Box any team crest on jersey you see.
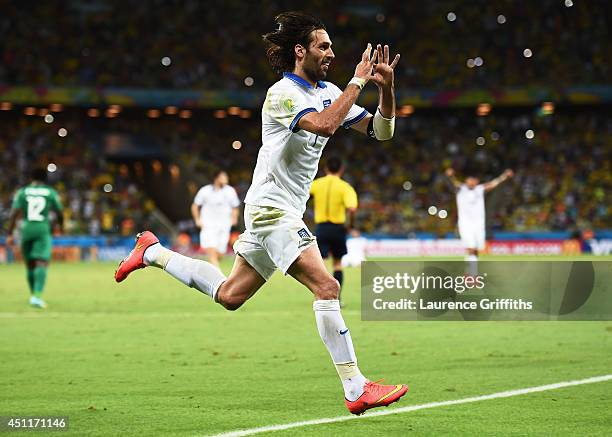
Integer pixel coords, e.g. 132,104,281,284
297,228,310,239
323,99,331,108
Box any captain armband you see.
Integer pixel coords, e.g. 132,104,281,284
371,108,395,141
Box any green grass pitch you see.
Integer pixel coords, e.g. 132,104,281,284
1,257,611,436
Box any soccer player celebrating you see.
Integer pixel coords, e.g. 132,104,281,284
446,168,514,274
6,168,63,308
116,11,407,414
191,170,240,267
310,157,358,306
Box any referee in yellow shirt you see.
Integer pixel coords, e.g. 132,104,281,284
309,157,358,305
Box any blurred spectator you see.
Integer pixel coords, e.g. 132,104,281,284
0,0,608,90
3,107,609,236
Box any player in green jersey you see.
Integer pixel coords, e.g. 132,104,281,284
7,168,64,308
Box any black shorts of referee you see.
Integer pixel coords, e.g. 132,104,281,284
315,222,348,259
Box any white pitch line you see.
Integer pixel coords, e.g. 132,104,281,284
207,374,612,437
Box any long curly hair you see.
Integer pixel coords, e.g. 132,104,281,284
262,11,326,75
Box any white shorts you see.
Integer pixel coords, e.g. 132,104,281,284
233,204,317,280
458,223,485,250
200,224,231,253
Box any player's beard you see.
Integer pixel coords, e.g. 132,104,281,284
303,55,330,83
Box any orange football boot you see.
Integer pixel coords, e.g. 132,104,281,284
114,231,159,282
345,380,408,415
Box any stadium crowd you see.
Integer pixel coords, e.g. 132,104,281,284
0,0,608,90
0,117,159,236
2,107,608,237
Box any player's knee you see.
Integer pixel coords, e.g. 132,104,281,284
315,277,340,301
216,287,245,311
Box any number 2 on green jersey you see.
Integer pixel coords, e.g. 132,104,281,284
26,196,46,221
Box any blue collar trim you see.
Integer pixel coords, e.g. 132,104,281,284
283,72,327,89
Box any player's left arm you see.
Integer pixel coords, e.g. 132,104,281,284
6,189,24,246
230,187,240,227
344,184,359,234
6,208,21,246
351,44,400,140
483,169,514,192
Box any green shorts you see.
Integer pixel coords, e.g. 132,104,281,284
21,228,52,262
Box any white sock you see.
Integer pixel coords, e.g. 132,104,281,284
143,243,226,299
465,254,478,276
313,299,367,401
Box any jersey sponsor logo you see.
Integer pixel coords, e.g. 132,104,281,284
297,228,310,239
323,99,331,108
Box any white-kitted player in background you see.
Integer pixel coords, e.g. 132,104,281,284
446,168,513,274
191,170,240,267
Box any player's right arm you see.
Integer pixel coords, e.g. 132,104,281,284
445,168,462,189
191,203,202,229
191,187,206,229
51,189,64,234
298,44,378,137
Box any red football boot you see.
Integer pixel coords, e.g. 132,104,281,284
114,231,159,283
345,380,409,415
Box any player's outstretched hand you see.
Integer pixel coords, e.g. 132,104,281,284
504,169,514,178
371,44,400,89
354,43,378,83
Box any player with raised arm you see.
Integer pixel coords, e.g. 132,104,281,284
6,168,64,308
191,170,240,267
446,168,514,274
115,11,407,414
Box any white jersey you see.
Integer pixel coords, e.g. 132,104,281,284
456,184,486,227
457,184,485,227
193,184,240,227
244,72,369,217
